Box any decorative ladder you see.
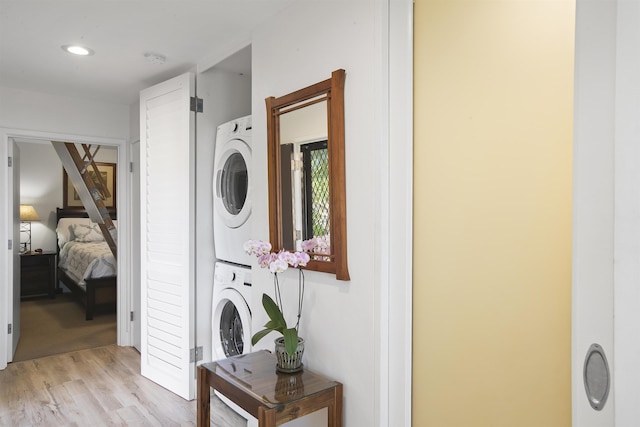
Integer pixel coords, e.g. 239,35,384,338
51,141,117,258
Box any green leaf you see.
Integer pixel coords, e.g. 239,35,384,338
251,328,273,346
283,328,299,356
264,320,285,333
262,294,287,328
252,294,297,350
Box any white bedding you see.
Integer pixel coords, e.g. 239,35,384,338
56,218,117,285
58,241,116,285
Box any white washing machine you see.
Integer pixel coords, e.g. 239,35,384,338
212,261,253,360
211,261,257,426
213,115,253,266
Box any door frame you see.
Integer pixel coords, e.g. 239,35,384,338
0,127,131,369
130,140,142,352
379,0,413,425
571,0,640,424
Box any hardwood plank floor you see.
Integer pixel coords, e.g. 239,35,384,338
0,345,247,426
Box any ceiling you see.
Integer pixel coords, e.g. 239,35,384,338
0,1,296,105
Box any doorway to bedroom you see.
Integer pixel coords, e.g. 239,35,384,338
11,140,118,362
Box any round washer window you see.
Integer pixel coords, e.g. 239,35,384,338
221,152,248,216
219,300,244,357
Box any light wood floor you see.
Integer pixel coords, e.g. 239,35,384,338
0,345,247,426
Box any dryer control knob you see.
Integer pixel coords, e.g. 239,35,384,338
215,269,236,284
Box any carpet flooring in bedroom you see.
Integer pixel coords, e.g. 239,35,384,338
12,292,116,362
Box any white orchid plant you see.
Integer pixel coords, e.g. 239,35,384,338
243,239,315,356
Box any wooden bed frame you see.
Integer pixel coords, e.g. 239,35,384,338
56,208,117,320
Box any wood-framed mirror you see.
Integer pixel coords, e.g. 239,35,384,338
266,69,349,280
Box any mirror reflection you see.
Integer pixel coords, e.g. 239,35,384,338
279,99,330,256
267,69,349,280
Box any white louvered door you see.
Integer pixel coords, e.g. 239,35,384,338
139,72,196,400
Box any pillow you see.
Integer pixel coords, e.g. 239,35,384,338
71,223,105,242
56,218,89,248
56,218,118,248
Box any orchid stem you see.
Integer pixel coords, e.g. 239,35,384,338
274,273,283,311
295,269,305,331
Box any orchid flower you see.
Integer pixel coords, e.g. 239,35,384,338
245,239,313,356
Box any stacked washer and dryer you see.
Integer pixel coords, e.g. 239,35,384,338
212,115,253,359
211,115,257,426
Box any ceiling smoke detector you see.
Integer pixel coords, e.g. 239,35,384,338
144,53,166,65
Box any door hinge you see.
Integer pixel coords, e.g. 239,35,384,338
190,97,203,113
8,156,12,167
8,324,12,334
130,311,134,321
129,162,134,173
190,346,203,363
8,240,12,250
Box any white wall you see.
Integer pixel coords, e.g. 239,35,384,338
0,87,129,139
130,100,140,143
17,143,63,253
252,2,382,425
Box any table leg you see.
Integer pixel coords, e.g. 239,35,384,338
258,406,276,427
197,366,211,427
328,383,343,427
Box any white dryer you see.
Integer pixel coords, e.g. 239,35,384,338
213,115,253,266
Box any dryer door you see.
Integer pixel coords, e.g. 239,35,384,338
214,138,252,228
212,288,252,360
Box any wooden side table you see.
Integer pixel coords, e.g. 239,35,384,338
20,252,57,299
197,350,343,427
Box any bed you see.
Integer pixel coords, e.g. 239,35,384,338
56,208,117,320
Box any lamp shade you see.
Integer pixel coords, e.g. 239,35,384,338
20,205,40,221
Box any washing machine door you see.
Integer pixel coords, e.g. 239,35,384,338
212,288,252,360
214,138,252,229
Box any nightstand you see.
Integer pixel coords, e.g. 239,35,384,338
20,252,57,299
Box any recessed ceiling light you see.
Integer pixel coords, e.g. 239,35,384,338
61,45,94,56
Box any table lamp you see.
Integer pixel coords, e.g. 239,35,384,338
20,204,40,253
